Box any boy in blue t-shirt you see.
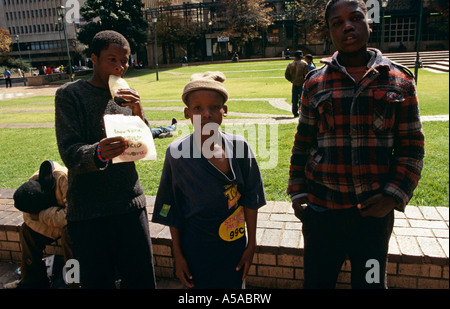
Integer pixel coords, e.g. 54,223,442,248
152,72,266,288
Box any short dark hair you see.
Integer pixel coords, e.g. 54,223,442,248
91,30,130,57
324,0,368,28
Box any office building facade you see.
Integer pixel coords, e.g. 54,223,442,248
1,0,84,68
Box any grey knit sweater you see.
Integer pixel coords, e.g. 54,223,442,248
55,79,147,221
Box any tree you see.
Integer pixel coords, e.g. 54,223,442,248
218,0,273,55
0,28,30,71
146,0,205,64
0,28,12,55
425,0,449,36
286,0,329,44
77,0,148,55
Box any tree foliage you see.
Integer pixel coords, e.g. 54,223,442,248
286,0,329,44
218,0,273,46
150,0,203,46
147,0,206,63
0,28,12,55
77,0,148,55
425,0,449,35
0,28,28,70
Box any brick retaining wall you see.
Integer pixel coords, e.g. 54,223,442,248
1,194,448,289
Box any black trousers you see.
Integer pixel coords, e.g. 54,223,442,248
67,208,156,289
5,77,12,88
301,206,394,289
19,223,73,287
291,85,303,116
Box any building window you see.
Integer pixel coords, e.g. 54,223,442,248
267,29,280,45
384,17,416,43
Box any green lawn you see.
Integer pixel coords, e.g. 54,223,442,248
0,121,447,206
1,62,447,116
0,60,448,206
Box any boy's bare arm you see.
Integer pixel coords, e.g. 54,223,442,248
236,208,258,280
169,226,194,288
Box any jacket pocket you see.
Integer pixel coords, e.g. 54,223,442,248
373,90,403,131
304,151,323,180
311,92,334,133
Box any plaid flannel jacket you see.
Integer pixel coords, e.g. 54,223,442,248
287,49,425,211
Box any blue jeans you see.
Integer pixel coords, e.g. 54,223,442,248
291,85,303,116
151,124,176,138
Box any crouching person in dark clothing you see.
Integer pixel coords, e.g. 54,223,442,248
9,161,74,289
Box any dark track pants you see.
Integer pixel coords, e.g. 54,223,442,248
301,206,394,289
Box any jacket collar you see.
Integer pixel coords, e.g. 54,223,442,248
320,48,391,73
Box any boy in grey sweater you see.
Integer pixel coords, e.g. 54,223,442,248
55,30,155,288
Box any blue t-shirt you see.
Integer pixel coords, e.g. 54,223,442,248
152,131,266,288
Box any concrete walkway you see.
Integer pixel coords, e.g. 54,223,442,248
0,93,448,128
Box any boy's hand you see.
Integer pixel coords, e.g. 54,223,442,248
358,193,398,217
117,89,145,121
292,196,308,220
98,136,128,160
236,244,256,280
174,255,194,288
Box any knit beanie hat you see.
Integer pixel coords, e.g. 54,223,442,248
182,71,229,104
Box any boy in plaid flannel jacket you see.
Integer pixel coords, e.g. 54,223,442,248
287,0,424,288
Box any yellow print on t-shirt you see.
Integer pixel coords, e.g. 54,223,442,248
219,206,245,242
224,183,241,209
